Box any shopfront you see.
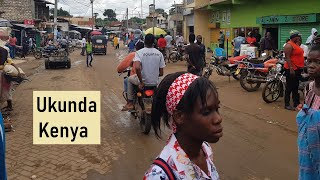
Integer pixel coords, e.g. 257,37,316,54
257,14,320,49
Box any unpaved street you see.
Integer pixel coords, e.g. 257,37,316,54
5,45,299,180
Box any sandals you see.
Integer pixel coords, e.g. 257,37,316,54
1,106,13,112
121,104,134,111
3,117,13,132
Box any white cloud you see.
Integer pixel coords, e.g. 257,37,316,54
48,0,183,20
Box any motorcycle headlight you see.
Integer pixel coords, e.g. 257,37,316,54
276,64,282,72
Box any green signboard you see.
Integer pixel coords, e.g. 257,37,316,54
257,14,319,24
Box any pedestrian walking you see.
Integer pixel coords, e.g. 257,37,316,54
218,30,225,49
165,32,173,63
8,34,17,59
296,45,320,180
283,30,305,110
260,32,276,57
81,37,86,56
0,46,21,112
185,34,205,76
114,35,119,49
143,72,222,180
86,39,93,67
157,34,167,58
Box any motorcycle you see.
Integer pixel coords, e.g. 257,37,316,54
203,55,248,80
236,53,284,92
34,46,67,59
119,69,154,135
262,63,310,103
169,44,186,63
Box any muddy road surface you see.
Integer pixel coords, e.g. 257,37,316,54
6,46,299,180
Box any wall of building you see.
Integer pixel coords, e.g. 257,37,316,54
0,0,33,21
219,0,320,28
194,10,211,47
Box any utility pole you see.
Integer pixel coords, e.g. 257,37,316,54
54,0,58,42
174,1,177,37
91,0,94,30
141,0,143,19
152,0,155,35
126,8,129,33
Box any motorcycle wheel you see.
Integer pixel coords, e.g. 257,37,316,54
34,51,42,59
262,80,282,103
140,112,151,135
45,59,50,69
240,71,261,92
169,52,179,63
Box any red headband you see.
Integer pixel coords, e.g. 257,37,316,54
166,73,199,115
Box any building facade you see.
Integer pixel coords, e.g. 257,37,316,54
184,0,320,55
0,0,51,22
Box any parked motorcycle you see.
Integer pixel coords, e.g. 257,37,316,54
120,70,154,134
236,53,284,92
203,55,248,80
262,63,310,103
34,46,67,59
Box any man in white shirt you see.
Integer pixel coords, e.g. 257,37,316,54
81,38,86,56
164,32,173,62
123,34,166,111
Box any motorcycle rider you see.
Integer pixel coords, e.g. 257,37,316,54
124,34,166,111
117,41,145,111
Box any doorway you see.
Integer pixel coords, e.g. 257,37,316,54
265,27,279,50
189,26,194,34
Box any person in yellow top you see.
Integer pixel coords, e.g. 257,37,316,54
86,38,93,67
0,46,21,112
114,35,119,49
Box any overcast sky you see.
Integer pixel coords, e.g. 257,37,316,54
47,0,183,20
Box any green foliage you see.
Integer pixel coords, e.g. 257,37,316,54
129,17,146,24
49,7,72,17
103,9,117,21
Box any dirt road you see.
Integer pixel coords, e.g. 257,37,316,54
5,46,299,180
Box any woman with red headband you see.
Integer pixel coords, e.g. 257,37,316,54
143,72,222,180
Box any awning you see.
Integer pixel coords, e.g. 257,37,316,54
34,0,54,5
13,24,35,29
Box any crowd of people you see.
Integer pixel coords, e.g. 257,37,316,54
115,28,320,179
0,26,320,179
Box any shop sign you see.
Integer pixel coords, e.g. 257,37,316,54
24,19,34,25
257,14,318,24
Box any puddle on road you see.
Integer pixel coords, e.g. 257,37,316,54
102,91,134,128
73,60,83,66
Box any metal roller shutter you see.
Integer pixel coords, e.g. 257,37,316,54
279,23,320,48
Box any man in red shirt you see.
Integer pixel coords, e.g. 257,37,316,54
8,34,17,58
157,34,167,59
246,32,257,47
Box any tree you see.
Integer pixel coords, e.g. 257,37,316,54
129,17,146,24
103,9,117,21
49,7,72,17
155,8,168,18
